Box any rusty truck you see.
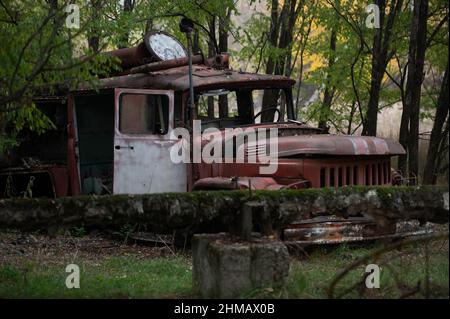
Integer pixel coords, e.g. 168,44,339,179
0,31,414,243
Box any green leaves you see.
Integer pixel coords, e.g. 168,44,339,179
0,0,118,150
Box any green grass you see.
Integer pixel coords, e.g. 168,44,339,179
269,243,449,299
0,256,193,298
0,243,448,299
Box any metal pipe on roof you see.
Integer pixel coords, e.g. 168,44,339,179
128,55,204,74
102,43,155,69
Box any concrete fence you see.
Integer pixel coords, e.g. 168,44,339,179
0,186,448,232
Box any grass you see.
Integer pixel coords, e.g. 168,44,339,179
0,240,448,299
282,243,449,299
0,256,193,298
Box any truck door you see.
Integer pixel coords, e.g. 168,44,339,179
113,88,187,194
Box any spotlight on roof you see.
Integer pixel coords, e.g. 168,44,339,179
179,17,194,33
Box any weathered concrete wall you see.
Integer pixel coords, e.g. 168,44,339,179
0,186,448,232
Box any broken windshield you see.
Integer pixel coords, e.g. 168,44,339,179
195,88,293,130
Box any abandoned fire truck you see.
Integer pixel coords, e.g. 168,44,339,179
0,31,412,243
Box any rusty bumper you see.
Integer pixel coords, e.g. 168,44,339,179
283,216,434,245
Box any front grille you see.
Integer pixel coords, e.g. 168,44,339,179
318,160,391,188
245,143,267,157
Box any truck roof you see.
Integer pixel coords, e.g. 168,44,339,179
78,64,295,92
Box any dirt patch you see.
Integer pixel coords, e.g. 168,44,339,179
0,230,183,268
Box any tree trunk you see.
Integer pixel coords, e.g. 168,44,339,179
423,63,448,184
259,0,281,123
364,65,383,136
88,0,102,52
218,9,231,118
406,0,429,180
434,121,449,182
261,0,298,122
49,0,58,26
276,0,297,76
207,16,217,118
363,0,403,136
363,0,386,136
398,91,411,175
318,27,337,130
118,0,134,49
265,0,280,76
145,17,153,34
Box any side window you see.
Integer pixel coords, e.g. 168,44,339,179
196,91,239,120
119,94,169,134
197,95,219,119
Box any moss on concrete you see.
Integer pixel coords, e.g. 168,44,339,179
0,186,448,232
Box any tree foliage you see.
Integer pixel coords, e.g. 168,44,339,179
0,0,118,151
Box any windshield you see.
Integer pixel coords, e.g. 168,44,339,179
195,88,293,130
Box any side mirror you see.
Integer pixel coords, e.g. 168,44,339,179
179,18,194,33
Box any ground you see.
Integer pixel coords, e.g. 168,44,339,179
0,228,448,299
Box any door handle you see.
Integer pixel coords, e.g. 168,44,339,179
115,145,134,150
